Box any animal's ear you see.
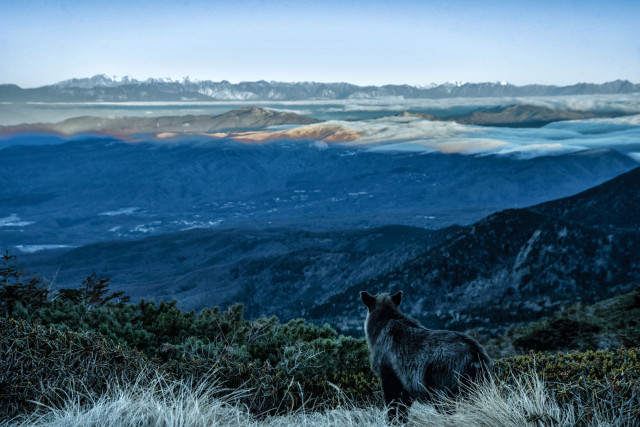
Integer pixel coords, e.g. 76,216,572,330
391,291,403,307
360,291,376,310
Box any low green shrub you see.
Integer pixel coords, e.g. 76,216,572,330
162,313,380,415
489,287,640,355
6,266,381,418
0,318,148,421
12,298,196,356
495,348,640,424
6,301,380,418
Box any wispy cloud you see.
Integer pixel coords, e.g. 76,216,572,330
5,95,640,160
317,94,640,115
297,112,640,159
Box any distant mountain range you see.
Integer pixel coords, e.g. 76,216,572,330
0,104,631,139
1,75,638,102
17,166,640,338
444,104,619,127
0,106,319,136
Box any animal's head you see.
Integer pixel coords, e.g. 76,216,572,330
360,290,403,313
360,291,403,339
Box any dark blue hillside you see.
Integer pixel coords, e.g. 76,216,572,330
313,167,640,335
15,168,640,338
1,136,636,248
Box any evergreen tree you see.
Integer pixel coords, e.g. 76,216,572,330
0,251,48,317
54,273,129,308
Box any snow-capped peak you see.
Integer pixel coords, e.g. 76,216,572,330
416,83,440,89
53,74,137,88
442,81,467,88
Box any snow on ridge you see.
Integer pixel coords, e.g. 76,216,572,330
98,207,141,216
14,245,74,253
0,214,34,227
197,87,259,100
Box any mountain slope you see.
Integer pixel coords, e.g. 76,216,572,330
452,104,605,127
19,225,440,318
530,163,640,229
398,104,628,128
310,167,640,335
15,168,640,337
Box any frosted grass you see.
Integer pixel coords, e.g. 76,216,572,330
12,371,621,427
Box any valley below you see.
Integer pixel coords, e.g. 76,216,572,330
17,167,640,337
2,92,640,339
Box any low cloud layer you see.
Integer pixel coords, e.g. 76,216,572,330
241,113,640,159
102,111,640,160
3,95,640,160
218,94,640,159
311,93,640,115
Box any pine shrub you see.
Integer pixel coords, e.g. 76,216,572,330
0,318,147,421
495,348,640,424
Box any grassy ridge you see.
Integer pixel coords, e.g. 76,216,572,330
10,372,628,426
0,320,640,426
0,310,380,420
1,256,639,424
4,317,639,425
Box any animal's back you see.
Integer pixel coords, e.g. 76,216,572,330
361,290,492,423
382,321,490,398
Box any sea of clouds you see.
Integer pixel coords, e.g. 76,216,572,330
314,94,640,114
339,113,640,159
2,94,640,160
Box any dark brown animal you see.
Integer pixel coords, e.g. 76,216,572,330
360,290,491,423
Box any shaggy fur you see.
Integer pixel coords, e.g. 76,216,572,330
360,290,491,423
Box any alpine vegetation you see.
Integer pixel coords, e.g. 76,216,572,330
360,291,491,423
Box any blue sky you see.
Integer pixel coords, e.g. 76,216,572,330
1,0,639,87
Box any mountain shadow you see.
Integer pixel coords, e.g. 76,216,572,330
310,167,640,336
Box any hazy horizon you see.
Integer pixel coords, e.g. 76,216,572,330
2,0,639,89
4,74,640,89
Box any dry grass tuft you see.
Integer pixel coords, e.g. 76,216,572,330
12,370,631,427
